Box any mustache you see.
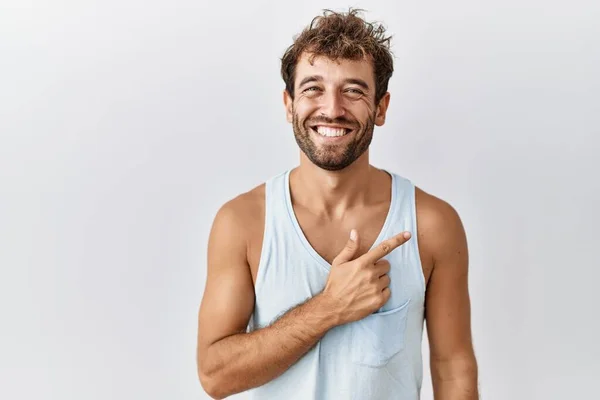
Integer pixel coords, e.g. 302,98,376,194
305,116,358,129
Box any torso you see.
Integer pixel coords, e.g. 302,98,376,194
241,176,435,290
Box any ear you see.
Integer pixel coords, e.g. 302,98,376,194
283,90,294,123
374,92,391,126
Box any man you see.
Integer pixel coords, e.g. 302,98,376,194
196,8,478,400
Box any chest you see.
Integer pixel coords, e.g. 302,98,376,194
292,204,390,265
247,203,434,288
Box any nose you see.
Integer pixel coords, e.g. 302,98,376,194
319,91,346,120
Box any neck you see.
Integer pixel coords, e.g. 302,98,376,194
290,150,386,219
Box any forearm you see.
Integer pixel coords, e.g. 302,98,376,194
199,293,338,398
431,356,479,400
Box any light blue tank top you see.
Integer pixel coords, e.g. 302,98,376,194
245,169,426,399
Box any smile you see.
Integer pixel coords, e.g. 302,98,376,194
310,125,353,137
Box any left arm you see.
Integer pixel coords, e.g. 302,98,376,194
419,190,479,399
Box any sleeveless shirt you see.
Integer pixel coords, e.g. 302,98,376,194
244,169,426,399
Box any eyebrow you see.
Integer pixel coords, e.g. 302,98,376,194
344,78,370,91
298,75,371,91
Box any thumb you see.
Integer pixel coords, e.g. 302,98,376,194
332,229,360,266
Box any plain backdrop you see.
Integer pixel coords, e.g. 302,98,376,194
1,1,599,399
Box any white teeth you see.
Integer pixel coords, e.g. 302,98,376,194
316,126,348,137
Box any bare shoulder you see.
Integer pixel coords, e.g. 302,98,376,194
209,183,266,280
211,183,265,240
414,188,476,374
198,183,266,361
414,186,468,268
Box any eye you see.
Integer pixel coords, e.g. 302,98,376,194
345,88,365,96
302,86,322,93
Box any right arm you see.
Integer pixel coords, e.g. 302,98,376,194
196,199,338,399
196,197,412,399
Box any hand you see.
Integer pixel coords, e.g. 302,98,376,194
321,229,412,325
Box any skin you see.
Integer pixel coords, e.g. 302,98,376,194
196,52,478,399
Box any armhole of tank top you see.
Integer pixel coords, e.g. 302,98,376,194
253,178,273,296
410,181,427,295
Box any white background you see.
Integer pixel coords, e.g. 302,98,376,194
1,1,599,399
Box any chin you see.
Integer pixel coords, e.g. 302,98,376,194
311,156,354,171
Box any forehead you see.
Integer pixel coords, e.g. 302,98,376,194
294,52,375,87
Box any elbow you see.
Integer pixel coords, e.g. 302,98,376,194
198,368,227,399
198,356,232,400
431,353,478,379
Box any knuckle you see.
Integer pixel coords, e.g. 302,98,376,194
371,285,381,296
373,296,383,309
381,243,390,253
368,269,379,282
376,260,389,270
378,276,388,288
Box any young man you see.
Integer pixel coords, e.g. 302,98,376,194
196,9,478,400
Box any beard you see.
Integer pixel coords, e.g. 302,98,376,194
292,109,375,171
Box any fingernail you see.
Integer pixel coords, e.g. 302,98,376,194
403,231,411,239
350,229,357,241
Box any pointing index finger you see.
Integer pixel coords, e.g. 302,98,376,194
360,231,411,264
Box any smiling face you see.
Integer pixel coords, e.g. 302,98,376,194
284,52,391,171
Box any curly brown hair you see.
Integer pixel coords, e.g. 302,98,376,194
281,8,394,104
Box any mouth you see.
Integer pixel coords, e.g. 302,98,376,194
309,125,354,138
